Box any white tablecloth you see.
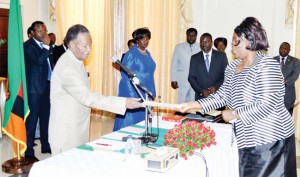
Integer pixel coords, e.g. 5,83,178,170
29,118,239,177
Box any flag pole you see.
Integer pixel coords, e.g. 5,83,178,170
2,0,37,174
17,142,20,160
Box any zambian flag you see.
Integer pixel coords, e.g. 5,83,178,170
2,0,29,156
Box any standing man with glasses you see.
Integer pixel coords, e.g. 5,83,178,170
171,28,200,103
24,21,53,160
188,33,228,101
274,42,300,116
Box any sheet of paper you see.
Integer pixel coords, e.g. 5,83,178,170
102,131,139,141
143,101,182,109
120,126,145,134
206,110,221,117
87,138,126,151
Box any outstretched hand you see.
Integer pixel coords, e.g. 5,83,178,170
125,98,144,109
177,101,202,113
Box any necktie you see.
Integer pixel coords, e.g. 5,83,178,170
39,42,43,49
280,57,285,70
47,59,52,80
190,44,193,53
205,54,210,72
40,42,52,80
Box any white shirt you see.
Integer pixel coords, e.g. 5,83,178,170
202,49,212,66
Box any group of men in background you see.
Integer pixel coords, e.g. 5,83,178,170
170,28,299,115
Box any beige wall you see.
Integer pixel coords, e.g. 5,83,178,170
192,0,294,57
0,0,56,42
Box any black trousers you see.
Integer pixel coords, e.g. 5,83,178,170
25,82,51,157
238,134,297,177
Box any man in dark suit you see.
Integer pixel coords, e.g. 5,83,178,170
24,21,53,160
274,42,300,116
188,33,228,101
53,39,67,66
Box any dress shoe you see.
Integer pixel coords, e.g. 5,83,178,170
25,155,39,161
41,149,52,154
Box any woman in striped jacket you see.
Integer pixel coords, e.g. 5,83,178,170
179,17,296,177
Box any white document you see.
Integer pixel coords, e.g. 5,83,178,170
206,110,221,117
143,101,182,109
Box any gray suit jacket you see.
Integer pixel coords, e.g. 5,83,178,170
188,49,228,100
274,55,300,109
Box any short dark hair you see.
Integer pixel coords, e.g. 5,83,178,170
132,27,151,41
214,37,227,48
65,24,89,45
280,42,290,48
31,21,44,30
48,33,55,36
27,26,33,35
201,33,212,40
234,17,269,51
186,28,197,35
127,39,136,47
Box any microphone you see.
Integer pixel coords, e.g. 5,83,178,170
111,56,136,78
111,56,154,100
132,77,155,100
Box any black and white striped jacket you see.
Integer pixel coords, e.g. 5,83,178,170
198,51,294,149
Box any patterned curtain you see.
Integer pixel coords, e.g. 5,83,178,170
55,0,190,139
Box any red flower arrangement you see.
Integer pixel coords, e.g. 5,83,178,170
164,121,216,160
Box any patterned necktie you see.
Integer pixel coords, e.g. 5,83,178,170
280,57,285,70
39,42,43,49
205,54,210,72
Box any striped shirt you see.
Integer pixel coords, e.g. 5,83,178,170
198,51,294,149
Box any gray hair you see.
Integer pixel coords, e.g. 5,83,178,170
65,24,89,46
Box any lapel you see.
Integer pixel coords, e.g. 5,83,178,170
284,55,292,68
199,51,208,73
209,50,218,74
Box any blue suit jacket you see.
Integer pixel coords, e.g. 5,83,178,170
24,38,53,95
274,55,300,109
188,49,228,100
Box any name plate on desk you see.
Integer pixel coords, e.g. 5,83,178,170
145,147,179,173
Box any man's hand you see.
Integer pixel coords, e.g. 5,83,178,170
43,34,51,46
171,81,179,89
125,98,144,109
208,86,216,94
201,89,210,98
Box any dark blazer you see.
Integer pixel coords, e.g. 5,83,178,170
274,55,300,110
53,44,66,66
188,49,228,100
24,38,53,95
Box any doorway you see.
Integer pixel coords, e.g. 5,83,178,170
0,8,8,77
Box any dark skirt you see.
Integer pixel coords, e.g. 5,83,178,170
238,134,297,177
